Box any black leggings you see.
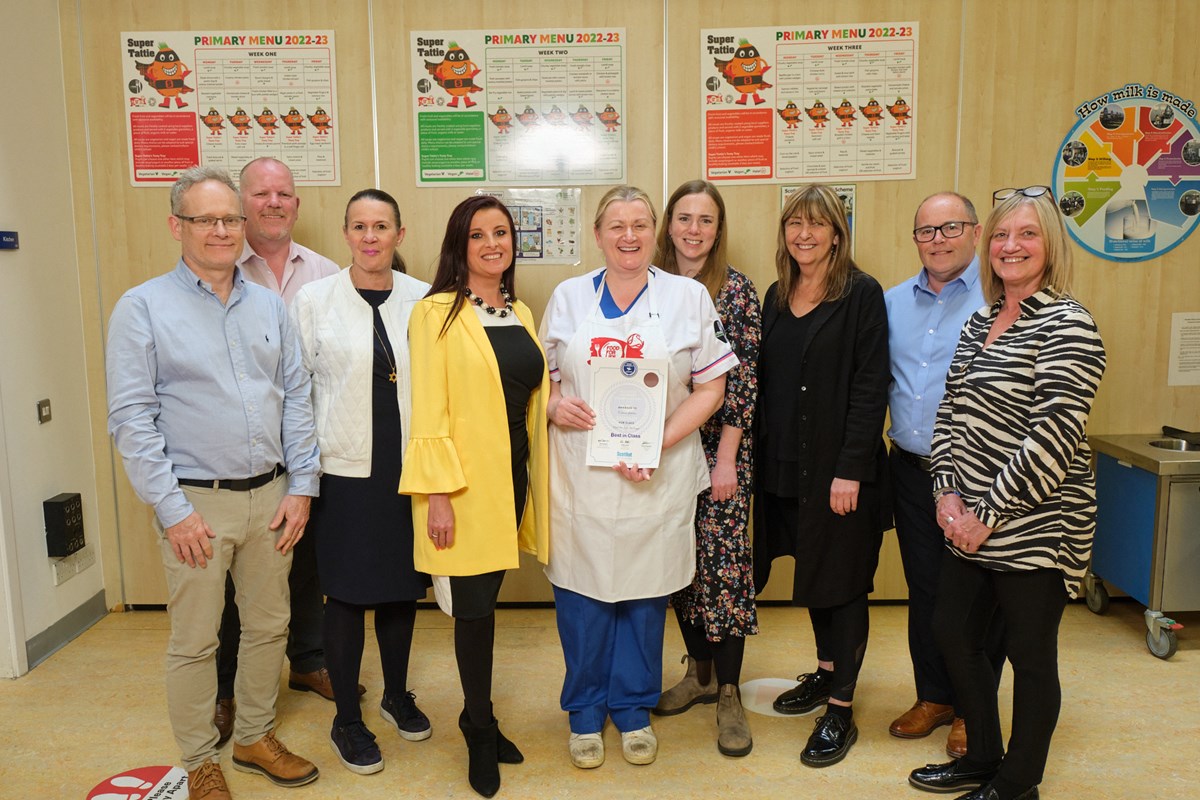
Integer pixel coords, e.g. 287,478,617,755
456,613,496,726
323,597,417,726
934,551,1067,790
809,591,870,704
675,606,747,686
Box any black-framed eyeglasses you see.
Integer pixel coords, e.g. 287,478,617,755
176,214,247,231
992,186,1053,205
912,221,974,242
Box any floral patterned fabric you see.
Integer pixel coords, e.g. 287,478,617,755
672,266,761,640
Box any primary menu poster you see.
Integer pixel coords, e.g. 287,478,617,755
121,30,340,186
700,22,918,184
411,29,626,186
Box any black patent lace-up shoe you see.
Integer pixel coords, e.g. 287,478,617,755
773,671,833,715
800,713,857,767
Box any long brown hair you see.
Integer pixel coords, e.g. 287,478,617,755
654,180,728,301
427,195,518,337
773,184,854,309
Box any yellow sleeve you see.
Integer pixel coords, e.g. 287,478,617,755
398,300,468,495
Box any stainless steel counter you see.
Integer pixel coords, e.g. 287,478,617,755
1090,434,1200,476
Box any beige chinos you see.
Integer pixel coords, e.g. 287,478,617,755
158,474,292,771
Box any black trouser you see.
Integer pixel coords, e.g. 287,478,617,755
890,448,1005,710
934,552,1068,789
216,530,325,698
810,591,870,704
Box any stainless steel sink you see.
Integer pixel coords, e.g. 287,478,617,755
1149,438,1200,451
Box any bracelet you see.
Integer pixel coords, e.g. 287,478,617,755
933,489,960,502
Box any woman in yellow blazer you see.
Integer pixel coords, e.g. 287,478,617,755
399,194,549,799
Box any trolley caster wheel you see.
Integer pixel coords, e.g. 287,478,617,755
1085,580,1109,615
1146,627,1178,660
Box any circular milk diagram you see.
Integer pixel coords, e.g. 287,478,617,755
1052,92,1200,262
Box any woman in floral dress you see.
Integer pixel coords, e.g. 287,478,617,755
651,180,761,757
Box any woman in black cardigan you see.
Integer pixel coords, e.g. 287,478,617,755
753,183,890,767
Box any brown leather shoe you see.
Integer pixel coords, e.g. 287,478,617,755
946,716,968,758
287,667,365,700
213,698,234,747
232,729,319,786
889,700,955,738
188,759,231,800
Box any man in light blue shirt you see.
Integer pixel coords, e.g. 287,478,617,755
884,192,998,759
107,166,321,797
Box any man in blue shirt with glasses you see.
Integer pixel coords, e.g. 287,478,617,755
107,165,321,799
884,192,1000,760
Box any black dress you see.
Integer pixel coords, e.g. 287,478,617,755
753,272,891,608
311,288,429,605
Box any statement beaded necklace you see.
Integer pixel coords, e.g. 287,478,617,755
465,285,514,318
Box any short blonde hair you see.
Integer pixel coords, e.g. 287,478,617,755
593,185,657,230
774,184,853,309
978,192,1073,304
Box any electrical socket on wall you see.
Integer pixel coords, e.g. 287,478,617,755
51,543,94,586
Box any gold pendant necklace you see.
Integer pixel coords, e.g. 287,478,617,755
371,321,397,383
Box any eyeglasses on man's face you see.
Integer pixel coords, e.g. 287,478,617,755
912,221,973,242
992,186,1053,205
176,214,247,231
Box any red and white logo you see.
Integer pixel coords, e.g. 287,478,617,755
88,766,188,800
590,333,645,359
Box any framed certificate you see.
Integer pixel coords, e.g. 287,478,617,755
586,357,668,468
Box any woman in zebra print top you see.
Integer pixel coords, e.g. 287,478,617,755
910,188,1105,800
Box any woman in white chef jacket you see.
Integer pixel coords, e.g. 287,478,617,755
540,185,737,770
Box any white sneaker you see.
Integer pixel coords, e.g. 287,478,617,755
568,732,605,769
620,725,657,765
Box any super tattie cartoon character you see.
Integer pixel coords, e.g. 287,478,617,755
201,108,225,134
805,100,829,128
570,105,594,129
599,104,621,132
424,42,482,108
888,97,911,125
859,98,884,127
834,99,857,127
488,106,513,134
714,39,772,106
516,106,540,128
543,105,568,126
135,43,194,109
307,107,333,135
227,107,252,135
777,101,802,129
282,107,306,135
255,107,278,135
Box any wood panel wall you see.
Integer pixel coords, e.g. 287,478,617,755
62,0,1200,605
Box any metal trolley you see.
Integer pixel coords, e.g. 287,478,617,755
1086,433,1200,659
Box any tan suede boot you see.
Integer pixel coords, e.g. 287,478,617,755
652,655,718,716
716,684,753,756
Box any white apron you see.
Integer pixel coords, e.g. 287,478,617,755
545,269,709,601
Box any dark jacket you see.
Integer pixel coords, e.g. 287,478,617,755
753,269,892,604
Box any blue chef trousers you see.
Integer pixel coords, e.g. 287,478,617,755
553,585,669,734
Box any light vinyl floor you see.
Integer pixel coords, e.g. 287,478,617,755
2,601,1196,799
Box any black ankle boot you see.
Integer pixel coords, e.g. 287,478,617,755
468,704,524,764
458,710,500,797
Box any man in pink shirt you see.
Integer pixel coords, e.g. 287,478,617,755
236,157,339,305
215,158,348,744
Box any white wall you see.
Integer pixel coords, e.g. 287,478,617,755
0,0,105,672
